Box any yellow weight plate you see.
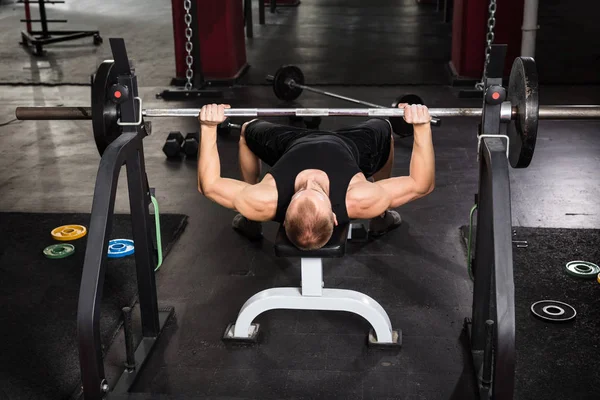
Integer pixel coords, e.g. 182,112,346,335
51,224,87,241
597,273,600,285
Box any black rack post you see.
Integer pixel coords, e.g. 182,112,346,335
464,43,516,400
466,136,516,400
77,38,174,400
19,0,103,56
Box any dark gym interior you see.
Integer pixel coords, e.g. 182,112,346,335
1,0,599,399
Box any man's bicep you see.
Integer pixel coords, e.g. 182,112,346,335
376,176,426,208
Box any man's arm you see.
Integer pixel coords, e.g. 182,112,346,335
197,104,275,221
376,117,435,208
347,105,435,219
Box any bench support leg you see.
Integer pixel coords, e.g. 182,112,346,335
223,258,400,346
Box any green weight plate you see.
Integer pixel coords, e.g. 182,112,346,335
272,65,304,102
92,61,120,156
565,260,600,278
507,57,539,168
43,243,75,259
390,94,425,138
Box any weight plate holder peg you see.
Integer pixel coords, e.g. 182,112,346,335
565,260,600,279
107,239,135,258
43,243,75,259
51,224,87,241
530,300,576,323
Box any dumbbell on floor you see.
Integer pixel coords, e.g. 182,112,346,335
162,131,184,158
182,132,199,157
164,119,242,159
162,131,201,158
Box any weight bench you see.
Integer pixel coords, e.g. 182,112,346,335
223,222,401,347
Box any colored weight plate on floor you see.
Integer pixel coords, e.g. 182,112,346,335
51,224,87,241
43,243,75,259
107,239,135,258
565,260,600,279
530,300,576,322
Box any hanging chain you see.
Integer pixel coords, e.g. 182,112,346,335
475,0,497,91
184,0,194,91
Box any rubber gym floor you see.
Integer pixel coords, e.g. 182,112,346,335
0,0,599,399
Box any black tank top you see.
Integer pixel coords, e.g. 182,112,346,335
269,134,361,224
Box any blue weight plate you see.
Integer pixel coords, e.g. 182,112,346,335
107,239,135,258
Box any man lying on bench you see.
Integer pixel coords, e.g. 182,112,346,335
197,102,435,250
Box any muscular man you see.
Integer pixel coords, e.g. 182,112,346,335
197,103,434,250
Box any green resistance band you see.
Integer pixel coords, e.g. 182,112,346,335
150,195,163,271
467,204,477,281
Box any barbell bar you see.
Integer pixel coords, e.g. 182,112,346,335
15,105,600,120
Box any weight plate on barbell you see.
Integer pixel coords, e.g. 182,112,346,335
507,57,539,168
51,224,87,241
107,239,135,258
43,243,75,259
565,260,600,279
390,94,425,138
92,61,120,156
530,300,576,322
272,65,305,102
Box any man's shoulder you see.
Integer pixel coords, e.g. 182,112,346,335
236,180,278,221
346,180,389,219
244,178,278,207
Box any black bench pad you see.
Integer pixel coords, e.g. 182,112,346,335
274,222,349,258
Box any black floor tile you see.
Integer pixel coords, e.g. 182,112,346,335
208,369,288,399
132,366,214,396
362,371,409,400
285,370,364,400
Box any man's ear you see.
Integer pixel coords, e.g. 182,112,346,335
332,212,338,226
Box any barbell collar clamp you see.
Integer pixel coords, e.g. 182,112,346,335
501,102,512,122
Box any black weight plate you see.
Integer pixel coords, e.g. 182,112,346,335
530,300,576,322
390,94,425,138
272,65,304,102
507,57,539,168
92,61,120,156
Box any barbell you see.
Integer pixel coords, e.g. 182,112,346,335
17,105,600,119
265,64,441,136
13,57,600,168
